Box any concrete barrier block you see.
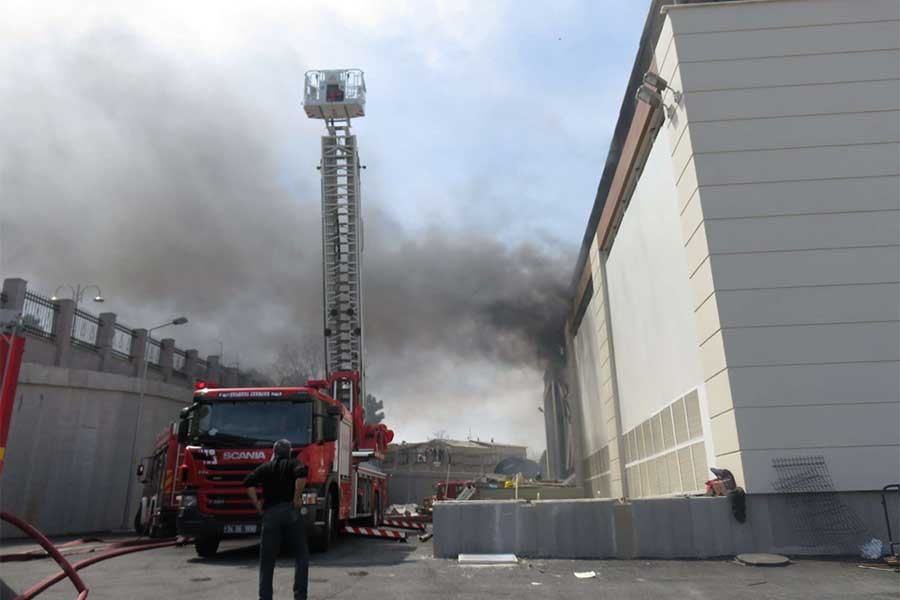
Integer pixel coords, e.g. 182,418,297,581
433,500,523,558
631,497,695,558
687,496,735,557
534,499,618,558
515,502,538,557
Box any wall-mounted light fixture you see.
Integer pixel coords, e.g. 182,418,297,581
636,71,683,120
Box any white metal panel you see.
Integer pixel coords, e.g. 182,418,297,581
606,127,705,433
692,176,900,220
674,20,900,63
708,245,900,290
665,0,900,35
656,17,679,83
693,143,900,186
727,361,900,409
688,111,900,155
680,49,899,92
572,293,611,456
735,403,900,450
704,210,900,254
339,420,351,477
738,445,900,493
688,253,716,312
714,283,900,329
684,79,900,123
721,321,900,367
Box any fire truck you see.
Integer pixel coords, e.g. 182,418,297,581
174,374,392,556
134,69,394,557
133,424,180,538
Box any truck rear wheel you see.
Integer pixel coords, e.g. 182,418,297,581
194,537,220,558
370,493,381,527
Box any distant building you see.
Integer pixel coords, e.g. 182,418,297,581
383,439,527,505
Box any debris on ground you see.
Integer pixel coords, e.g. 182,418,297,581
573,571,597,579
458,554,518,565
386,503,420,517
860,538,883,560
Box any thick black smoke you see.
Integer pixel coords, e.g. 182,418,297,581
0,28,572,441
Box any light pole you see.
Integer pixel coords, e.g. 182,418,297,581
51,283,105,307
121,316,188,528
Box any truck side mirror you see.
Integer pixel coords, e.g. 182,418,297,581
136,464,145,478
177,405,193,444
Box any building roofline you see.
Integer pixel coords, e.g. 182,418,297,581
568,0,738,299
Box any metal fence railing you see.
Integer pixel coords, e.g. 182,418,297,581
173,349,186,372
146,338,162,366
21,291,57,339
111,324,133,359
71,308,100,349
13,283,255,383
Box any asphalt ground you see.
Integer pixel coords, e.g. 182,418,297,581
2,533,898,599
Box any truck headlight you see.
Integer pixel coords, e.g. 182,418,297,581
179,493,198,508
301,492,318,505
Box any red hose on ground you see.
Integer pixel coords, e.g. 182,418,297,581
0,512,89,600
17,539,181,599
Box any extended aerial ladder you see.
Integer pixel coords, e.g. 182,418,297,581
304,69,366,412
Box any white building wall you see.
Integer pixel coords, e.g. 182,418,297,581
571,249,625,498
606,125,706,434
658,0,900,492
604,124,710,497
573,292,611,458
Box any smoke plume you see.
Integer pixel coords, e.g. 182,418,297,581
0,27,573,448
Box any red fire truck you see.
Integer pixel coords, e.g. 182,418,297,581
176,373,392,556
136,69,385,557
133,424,181,538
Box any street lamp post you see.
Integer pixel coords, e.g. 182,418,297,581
122,316,188,529
51,283,105,307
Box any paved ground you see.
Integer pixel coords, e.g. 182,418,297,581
2,534,898,599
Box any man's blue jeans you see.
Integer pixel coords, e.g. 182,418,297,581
258,503,309,600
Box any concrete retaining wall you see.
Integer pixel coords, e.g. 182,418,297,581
0,363,191,537
434,493,899,559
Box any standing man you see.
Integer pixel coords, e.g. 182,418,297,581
244,439,309,600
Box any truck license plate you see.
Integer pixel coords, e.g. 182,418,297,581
224,524,257,534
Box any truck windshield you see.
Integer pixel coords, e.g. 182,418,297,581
194,400,313,447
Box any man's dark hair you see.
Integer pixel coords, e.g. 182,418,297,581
272,439,292,460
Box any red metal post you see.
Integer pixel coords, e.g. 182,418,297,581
0,333,26,476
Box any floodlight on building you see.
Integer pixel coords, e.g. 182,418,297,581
642,71,683,105
636,83,680,120
643,71,668,91
635,84,663,107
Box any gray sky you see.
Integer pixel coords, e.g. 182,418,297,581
1,0,648,456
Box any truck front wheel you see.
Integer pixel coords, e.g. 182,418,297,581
133,508,144,535
194,537,220,558
310,489,338,553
